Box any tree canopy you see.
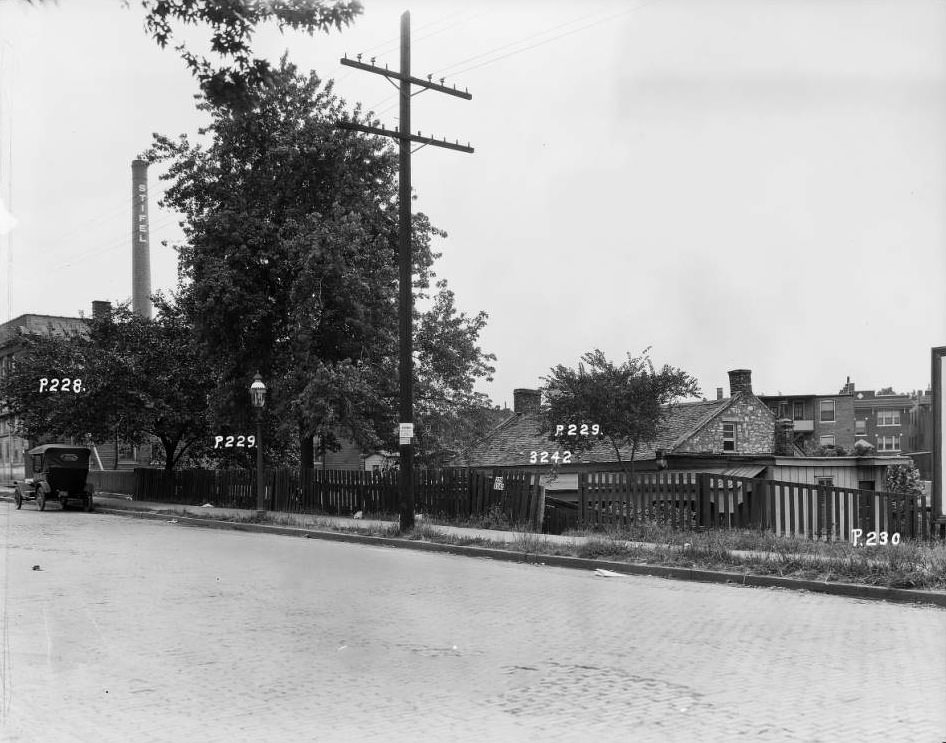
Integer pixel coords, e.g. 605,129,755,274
138,0,363,109
149,57,495,468
539,348,700,475
0,300,217,470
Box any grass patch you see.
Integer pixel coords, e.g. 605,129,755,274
109,501,946,593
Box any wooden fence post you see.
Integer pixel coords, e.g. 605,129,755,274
578,471,586,526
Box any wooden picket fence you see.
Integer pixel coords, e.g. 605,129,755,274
578,471,931,541
133,467,544,528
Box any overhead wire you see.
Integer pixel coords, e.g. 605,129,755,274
366,1,662,119
447,0,663,78
45,213,182,275
335,9,486,88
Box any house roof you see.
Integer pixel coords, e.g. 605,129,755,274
458,396,746,468
0,314,88,348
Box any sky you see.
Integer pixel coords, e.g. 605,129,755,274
0,0,944,407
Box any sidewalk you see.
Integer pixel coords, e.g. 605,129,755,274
0,487,882,564
4,486,944,606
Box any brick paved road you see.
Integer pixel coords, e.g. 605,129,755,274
1,503,944,742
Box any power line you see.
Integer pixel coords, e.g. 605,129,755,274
432,7,613,77
45,213,181,275
448,0,663,78
337,9,488,91
368,2,660,118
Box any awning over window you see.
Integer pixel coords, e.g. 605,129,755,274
658,465,765,481
688,465,766,479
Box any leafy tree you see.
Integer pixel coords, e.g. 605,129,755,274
20,1,362,110
413,280,497,468
0,300,217,471
137,0,363,109
0,323,99,446
539,348,700,477
150,58,495,470
884,462,923,495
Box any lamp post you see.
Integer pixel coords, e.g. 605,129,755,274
250,371,267,518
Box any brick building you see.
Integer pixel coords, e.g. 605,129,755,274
852,385,933,477
758,386,856,453
0,302,151,483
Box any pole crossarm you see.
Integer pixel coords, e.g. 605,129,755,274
340,57,472,100
341,11,473,531
335,121,474,153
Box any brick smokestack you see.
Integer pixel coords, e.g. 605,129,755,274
513,388,541,415
728,369,752,397
91,300,112,322
131,159,152,319
716,387,723,400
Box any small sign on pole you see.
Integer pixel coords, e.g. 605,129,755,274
399,422,414,445
493,476,505,491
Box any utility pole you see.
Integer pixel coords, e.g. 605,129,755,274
338,10,473,532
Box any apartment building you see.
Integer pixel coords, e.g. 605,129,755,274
853,386,932,477
758,388,855,452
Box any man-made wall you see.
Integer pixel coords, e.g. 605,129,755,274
678,394,775,454
813,394,856,450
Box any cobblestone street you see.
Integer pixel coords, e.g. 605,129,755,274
1,503,944,742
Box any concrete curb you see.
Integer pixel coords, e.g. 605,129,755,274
94,506,946,609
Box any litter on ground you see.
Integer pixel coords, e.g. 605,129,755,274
593,569,624,578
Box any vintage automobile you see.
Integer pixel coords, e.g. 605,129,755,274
14,444,95,512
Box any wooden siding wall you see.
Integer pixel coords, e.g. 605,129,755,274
768,465,883,491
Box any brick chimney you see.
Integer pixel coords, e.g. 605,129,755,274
716,387,723,401
774,418,795,456
91,300,112,322
728,369,752,397
513,388,541,415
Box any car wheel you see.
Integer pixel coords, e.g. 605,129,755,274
15,491,22,509
38,491,46,511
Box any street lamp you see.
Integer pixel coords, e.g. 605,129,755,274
250,371,267,517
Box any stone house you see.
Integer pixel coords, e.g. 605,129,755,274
456,369,912,504
455,369,778,490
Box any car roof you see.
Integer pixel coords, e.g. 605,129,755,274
26,444,92,455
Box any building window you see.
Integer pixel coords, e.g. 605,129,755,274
854,419,866,436
877,409,900,427
722,422,736,451
877,435,900,452
793,401,805,420
819,434,835,447
819,400,835,422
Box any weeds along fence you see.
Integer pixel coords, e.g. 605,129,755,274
133,467,544,527
578,471,931,541
88,469,137,496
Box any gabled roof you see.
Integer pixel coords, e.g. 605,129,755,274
458,395,753,468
